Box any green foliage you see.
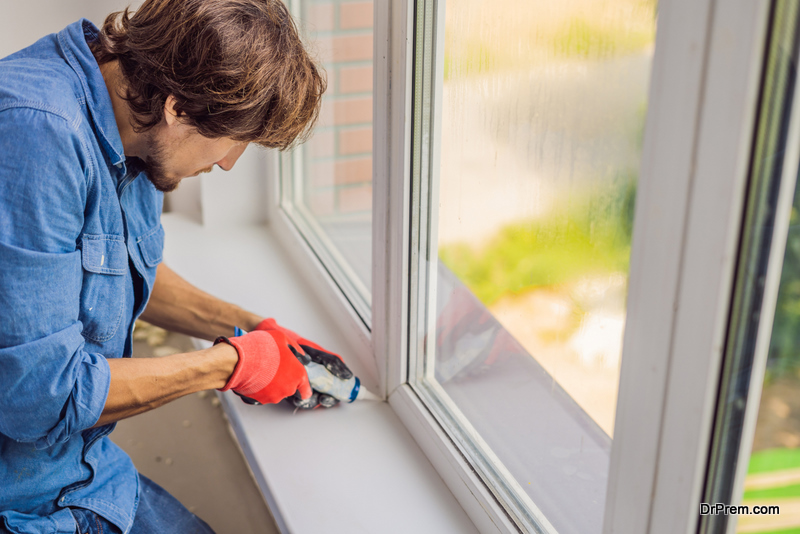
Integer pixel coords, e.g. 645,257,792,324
553,17,655,60
747,448,800,474
443,42,497,81
768,184,800,376
439,175,636,306
741,449,800,512
743,482,800,501
442,0,657,80
748,528,800,534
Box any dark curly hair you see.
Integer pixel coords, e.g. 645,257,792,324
90,0,326,150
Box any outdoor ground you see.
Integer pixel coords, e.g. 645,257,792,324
737,372,800,534
109,322,279,534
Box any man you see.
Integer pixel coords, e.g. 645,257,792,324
0,0,345,532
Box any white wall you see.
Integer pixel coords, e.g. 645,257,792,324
0,1,134,59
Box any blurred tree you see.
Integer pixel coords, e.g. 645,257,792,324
768,175,800,377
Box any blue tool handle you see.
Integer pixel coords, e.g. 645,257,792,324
304,361,360,402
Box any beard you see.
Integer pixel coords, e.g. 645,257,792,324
134,131,181,193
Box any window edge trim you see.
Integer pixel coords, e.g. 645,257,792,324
389,384,521,534
266,152,378,390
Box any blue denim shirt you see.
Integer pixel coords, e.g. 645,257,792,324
0,20,164,533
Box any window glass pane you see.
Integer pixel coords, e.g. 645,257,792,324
696,5,800,531
412,0,657,531
738,206,800,534
732,16,800,529
281,0,373,319
732,133,800,534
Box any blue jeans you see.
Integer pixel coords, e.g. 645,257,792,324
70,474,215,534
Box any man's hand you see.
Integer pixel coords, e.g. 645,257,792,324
216,330,312,405
255,318,350,409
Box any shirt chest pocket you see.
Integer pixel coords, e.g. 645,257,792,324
79,234,128,343
136,224,164,270
135,224,164,299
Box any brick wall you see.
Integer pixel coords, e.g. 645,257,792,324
298,0,374,219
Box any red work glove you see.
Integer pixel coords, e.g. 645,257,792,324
215,330,312,405
255,318,352,409
432,277,517,383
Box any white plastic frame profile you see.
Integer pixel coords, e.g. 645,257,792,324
371,0,414,398
264,1,379,392
372,0,531,530
275,0,373,319
604,0,771,533
266,153,377,389
699,3,800,530
401,0,556,529
277,151,373,323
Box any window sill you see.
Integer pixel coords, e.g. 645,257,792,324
160,213,478,534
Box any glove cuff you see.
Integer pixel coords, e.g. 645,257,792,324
256,317,301,343
216,332,280,394
255,318,280,331
256,318,335,358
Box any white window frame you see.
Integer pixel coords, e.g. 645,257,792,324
277,150,373,326
603,1,771,532
265,0,776,531
698,3,800,530
266,155,376,393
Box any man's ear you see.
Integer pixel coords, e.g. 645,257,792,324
164,95,180,127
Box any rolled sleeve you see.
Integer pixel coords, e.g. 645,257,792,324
0,241,111,448
0,108,110,448
0,324,110,449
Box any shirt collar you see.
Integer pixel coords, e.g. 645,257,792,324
57,20,127,171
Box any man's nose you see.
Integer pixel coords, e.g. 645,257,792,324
216,143,248,171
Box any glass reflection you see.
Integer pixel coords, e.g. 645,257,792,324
737,188,800,534
295,0,374,294
430,0,657,531
437,0,655,436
